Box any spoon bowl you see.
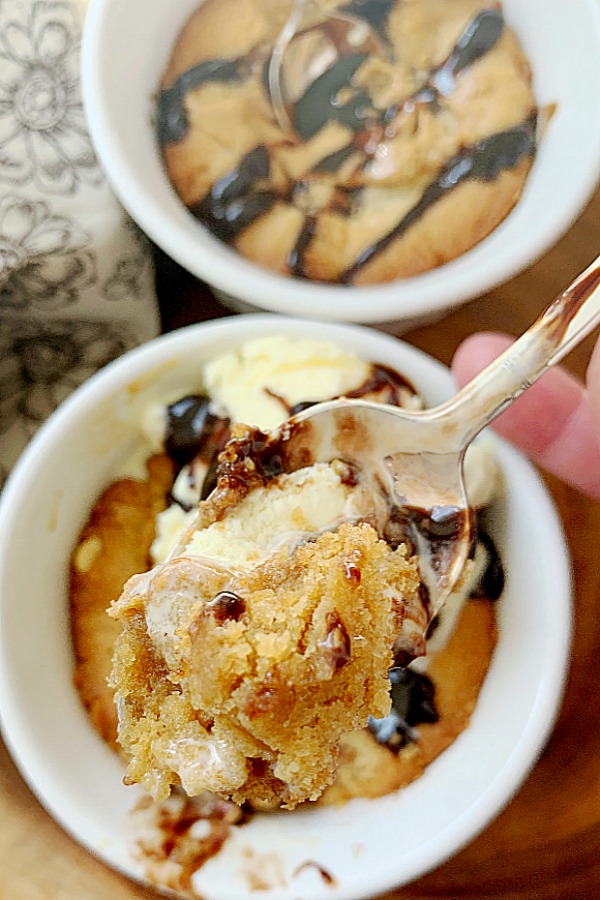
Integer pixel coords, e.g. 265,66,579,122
278,399,470,625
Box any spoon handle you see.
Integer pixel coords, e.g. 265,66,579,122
434,254,600,446
268,0,307,131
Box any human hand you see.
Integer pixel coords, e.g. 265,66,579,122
451,332,600,500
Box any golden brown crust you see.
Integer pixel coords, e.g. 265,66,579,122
161,0,292,87
69,454,175,749
351,162,533,285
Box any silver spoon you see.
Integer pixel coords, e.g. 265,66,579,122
268,0,389,132
275,255,600,622
268,0,307,131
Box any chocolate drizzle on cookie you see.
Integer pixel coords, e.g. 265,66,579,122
157,58,248,146
189,146,277,243
288,215,318,277
369,666,439,750
430,8,505,96
340,115,537,282
342,0,396,36
312,144,358,174
289,115,537,282
292,53,371,140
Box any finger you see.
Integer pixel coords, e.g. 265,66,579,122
451,332,600,500
586,332,600,437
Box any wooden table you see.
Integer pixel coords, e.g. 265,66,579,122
2,187,600,900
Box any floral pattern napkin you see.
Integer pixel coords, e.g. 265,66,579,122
0,0,159,487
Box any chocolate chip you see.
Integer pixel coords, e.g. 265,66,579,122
207,591,246,623
323,612,352,670
344,562,362,585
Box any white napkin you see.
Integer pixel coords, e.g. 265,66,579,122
0,0,160,486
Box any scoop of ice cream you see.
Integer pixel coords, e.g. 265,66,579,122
203,334,371,429
149,334,423,563
183,460,380,567
203,334,422,425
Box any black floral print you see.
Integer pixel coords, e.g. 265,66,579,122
0,192,95,308
103,254,147,303
0,0,159,489
0,0,104,194
0,316,136,439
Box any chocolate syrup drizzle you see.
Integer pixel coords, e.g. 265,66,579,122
430,8,505,96
369,666,439,751
266,362,417,415
165,394,228,467
156,5,537,281
292,52,370,139
188,146,277,243
342,0,396,36
288,215,318,277
471,529,505,601
312,144,357,174
345,362,417,404
157,58,247,146
340,117,537,282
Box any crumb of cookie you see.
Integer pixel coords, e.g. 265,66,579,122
110,522,424,808
70,453,174,749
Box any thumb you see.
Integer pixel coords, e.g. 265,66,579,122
451,332,600,500
585,330,600,439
